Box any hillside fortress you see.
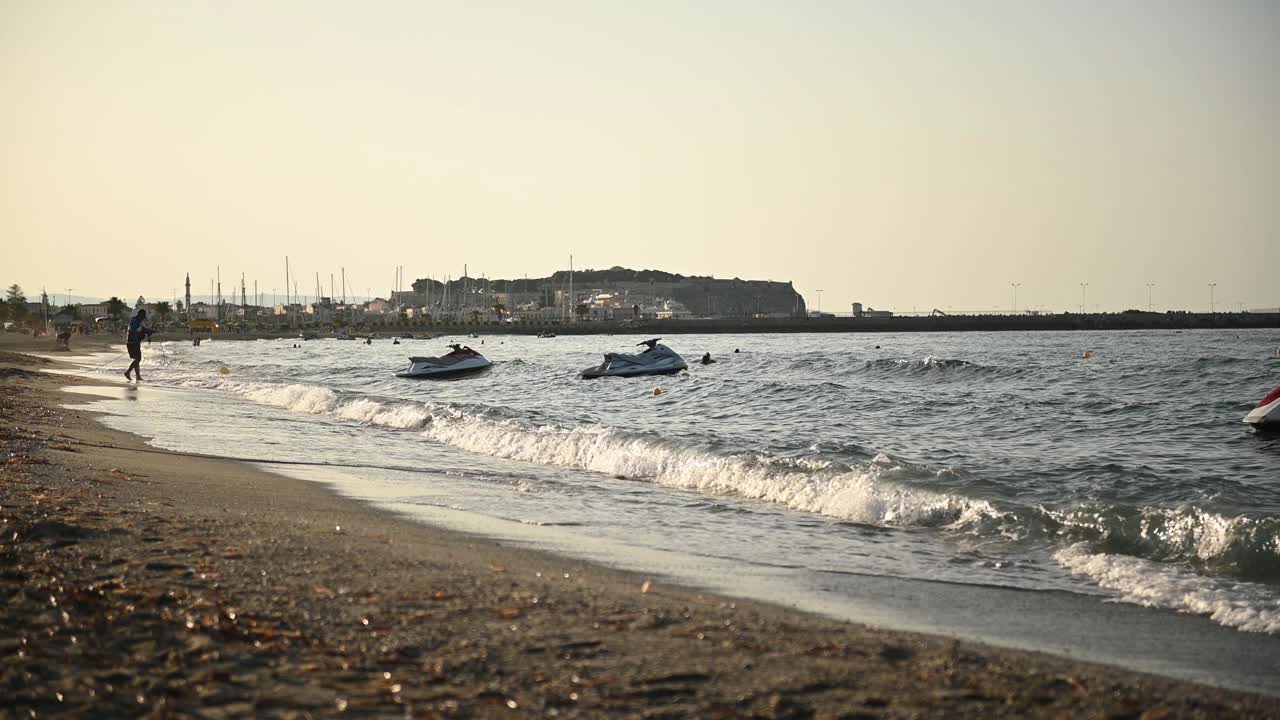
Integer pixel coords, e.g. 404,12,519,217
409,267,806,320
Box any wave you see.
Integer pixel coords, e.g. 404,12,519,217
857,357,1029,379
140,373,1280,587
1055,544,1280,634
130,361,1280,634
421,413,1005,529
183,376,1280,581
1045,505,1280,581
178,376,1004,531
1192,356,1268,368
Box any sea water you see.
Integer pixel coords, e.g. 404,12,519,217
70,330,1280,645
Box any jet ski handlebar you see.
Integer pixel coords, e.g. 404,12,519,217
637,338,661,350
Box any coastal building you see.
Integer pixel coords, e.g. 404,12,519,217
851,302,893,318
189,302,218,321
76,303,110,320
305,301,334,323
272,304,305,323
390,290,422,306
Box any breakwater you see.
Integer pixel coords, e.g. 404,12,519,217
365,311,1280,337
136,311,1280,342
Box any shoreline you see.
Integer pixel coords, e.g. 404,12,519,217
2,344,1278,717
47,378,1280,698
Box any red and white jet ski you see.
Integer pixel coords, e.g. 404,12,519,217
1243,385,1280,432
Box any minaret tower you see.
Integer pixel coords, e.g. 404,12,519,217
184,273,191,322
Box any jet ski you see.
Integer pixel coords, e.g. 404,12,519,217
581,338,687,379
1244,385,1280,432
395,344,491,379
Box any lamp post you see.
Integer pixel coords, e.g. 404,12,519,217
1146,283,1155,312
1010,282,1021,314
65,288,74,308
816,289,823,314
1209,283,1217,313
1080,283,1089,314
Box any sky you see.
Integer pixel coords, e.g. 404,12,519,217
3,1,1277,313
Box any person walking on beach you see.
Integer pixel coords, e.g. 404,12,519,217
124,309,150,382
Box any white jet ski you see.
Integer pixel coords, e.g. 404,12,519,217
395,344,491,379
1244,385,1280,432
581,338,687,379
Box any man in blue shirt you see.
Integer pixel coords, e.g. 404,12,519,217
124,309,150,382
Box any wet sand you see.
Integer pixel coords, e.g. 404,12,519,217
1,337,1276,718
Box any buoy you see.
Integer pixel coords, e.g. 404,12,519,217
653,388,662,396
218,367,231,375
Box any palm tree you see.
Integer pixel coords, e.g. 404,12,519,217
155,301,172,322
106,297,128,320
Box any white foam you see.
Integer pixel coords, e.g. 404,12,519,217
335,398,432,429
421,413,1003,529
154,369,1007,531
182,375,1003,530
173,377,433,431
243,383,339,415
175,371,1005,530
1055,543,1280,634
1047,505,1280,568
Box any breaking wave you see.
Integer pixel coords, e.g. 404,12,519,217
183,377,1004,531
87,333,1280,637
1046,505,1280,581
856,357,1029,379
421,412,1004,529
1056,544,1280,634
184,376,1280,586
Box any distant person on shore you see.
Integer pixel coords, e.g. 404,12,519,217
124,309,150,382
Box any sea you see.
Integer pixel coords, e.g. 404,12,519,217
62,329,1280,690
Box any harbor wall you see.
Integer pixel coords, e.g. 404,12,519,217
150,312,1280,341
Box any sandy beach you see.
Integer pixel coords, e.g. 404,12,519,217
1,335,1276,718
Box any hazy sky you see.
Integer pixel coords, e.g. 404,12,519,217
4,1,1276,312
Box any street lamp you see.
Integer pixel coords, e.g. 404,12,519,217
1209,282,1217,313
1080,283,1089,314
816,289,823,314
1146,283,1155,312
1010,283,1021,314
